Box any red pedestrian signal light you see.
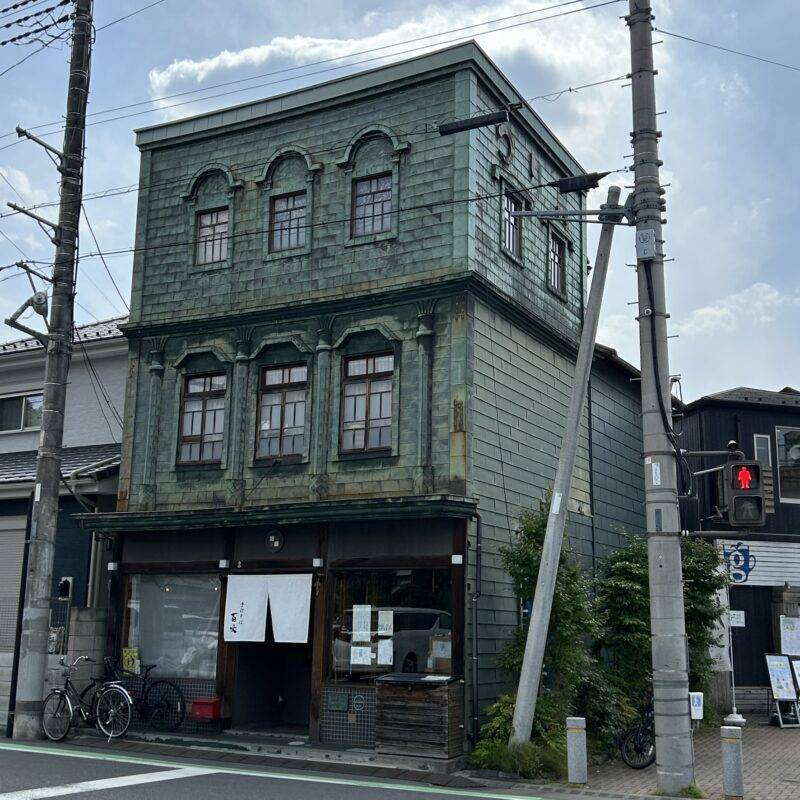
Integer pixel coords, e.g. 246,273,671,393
725,461,765,528
731,463,759,491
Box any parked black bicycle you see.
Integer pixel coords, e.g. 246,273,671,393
104,657,186,732
620,706,656,769
42,656,133,742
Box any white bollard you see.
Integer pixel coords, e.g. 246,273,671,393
566,716,587,785
721,725,744,800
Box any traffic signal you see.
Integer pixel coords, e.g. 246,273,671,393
725,461,766,527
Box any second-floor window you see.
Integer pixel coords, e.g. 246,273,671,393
0,392,43,432
196,208,228,265
257,365,307,459
352,174,392,237
341,353,394,453
548,229,566,296
179,374,227,464
270,191,307,252
502,192,522,258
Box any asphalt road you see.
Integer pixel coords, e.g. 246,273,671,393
0,743,548,800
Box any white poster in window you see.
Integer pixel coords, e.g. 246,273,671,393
267,574,313,644
432,639,452,659
352,605,372,642
224,575,269,642
378,638,394,666
350,645,372,666
780,616,800,656
377,609,394,637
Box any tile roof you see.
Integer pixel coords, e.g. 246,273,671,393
700,386,800,408
0,443,121,484
0,316,127,356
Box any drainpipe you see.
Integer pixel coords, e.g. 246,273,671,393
470,512,483,744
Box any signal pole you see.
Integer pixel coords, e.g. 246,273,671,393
11,0,93,739
627,1,694,793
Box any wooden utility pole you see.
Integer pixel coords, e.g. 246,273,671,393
627,0,694,793
12,0,93,739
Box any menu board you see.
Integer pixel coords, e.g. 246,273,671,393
780,616,800,656
766,654,798,701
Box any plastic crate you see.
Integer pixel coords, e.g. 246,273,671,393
190,696,222,721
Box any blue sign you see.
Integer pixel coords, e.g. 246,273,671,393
724,542,757,584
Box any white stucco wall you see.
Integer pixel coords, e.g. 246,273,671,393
0,340,126,454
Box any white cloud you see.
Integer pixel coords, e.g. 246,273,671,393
672,282,800,338
719,71,750,111
147,0,633,132
0,166,49,206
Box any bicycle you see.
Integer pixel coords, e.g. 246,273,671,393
620,706,656,769
42,656,133,742
104,657,186,732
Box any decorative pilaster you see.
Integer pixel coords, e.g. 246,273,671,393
140,337,167,510
413,301,436,495
309,318,334,501
227,326,253,509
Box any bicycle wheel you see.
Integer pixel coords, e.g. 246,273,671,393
621,728,656,769
144,680,186,731
42,691,74,742
95,685,132,738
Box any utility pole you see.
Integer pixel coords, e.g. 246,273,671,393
627,0,694,793
509,186,623,744
11,0,93,739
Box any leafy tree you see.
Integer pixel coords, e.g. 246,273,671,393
594,534,727,703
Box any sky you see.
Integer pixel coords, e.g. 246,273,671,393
0,0,797,402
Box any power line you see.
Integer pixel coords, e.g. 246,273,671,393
0,35,62,78
0,71,629,218
0,12,69,46
81,204,130,310
0,0,47,20
96,0,170,32
73,169,627,263
655,27,800,73
0,0,623,144
0,0,69,31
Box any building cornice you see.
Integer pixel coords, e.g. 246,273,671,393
120,272,580,360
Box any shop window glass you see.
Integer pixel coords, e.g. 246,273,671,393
125,574,220,679
329,568,452,683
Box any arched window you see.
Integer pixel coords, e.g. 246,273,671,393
182,165,241,272
337,127,408,247
257,149,321,260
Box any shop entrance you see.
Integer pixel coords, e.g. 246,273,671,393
230,591,314,733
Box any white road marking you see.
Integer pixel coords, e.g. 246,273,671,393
0,766,217,800
0,741,547,799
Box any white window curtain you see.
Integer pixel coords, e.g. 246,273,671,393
223,573,313,644
266,574,313,643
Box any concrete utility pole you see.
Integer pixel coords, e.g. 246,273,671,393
13,0,93,739
509,186,622,745
627,1,694,793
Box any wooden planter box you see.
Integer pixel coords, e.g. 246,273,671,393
375,675,464,759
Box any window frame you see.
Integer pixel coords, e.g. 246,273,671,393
501,189,523,263
339,352,395,456
754,433,772,467
195,207,230,267
255,363,309,464
0,391,44,434
177,371,228,466
351,172,393,240
269,190,308,254
547,225,568,299
775,426,800,505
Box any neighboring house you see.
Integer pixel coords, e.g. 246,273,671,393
76,41,646,754
681,386,800,708
0,317,127,729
